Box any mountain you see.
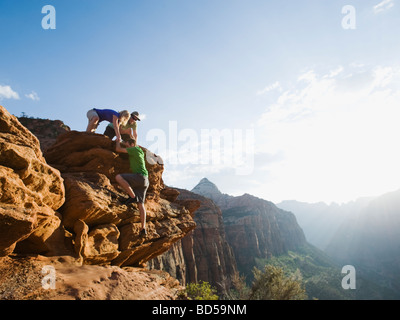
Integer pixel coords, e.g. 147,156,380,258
277,198,372,250
325,189,400,297
191,178,234,209
190,178,397,299
191,178,307,280
278,190,400,299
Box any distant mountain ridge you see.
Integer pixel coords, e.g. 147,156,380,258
190,178,399,299
277,197,373,250
325,189,400,296
191,178,307,279
278,189,400,298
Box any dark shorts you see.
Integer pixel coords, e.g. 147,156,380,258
119,173,149,203
103,126,130,141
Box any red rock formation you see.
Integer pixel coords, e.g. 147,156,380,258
17,117,71,152
178,189,238,294
0,106,65,256
42,130,196,267
192,178,307,279
149,188,238,296
0,105,198,299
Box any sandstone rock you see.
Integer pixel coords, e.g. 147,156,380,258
178,189,238,295
17,117,71,152
43,130,196,267
44,131,163,200
0,206,36,256
82,223,120,264
114,207,196,267
0,255,183,300
160,187,180,202
148,188,237,296
0,107,200,299
0,106,65,256
148,242,187,286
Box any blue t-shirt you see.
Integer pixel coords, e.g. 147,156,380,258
93,109,119,123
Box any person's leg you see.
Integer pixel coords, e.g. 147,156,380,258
86,110,99,133
116,174,136,199
104,125,116,139
137,202,147,231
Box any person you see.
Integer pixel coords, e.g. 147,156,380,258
115,138,149,236
86,108,130,142
103,111,140,142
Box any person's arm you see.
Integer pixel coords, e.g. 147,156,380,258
115,140,128,153
131,129,138,141
112,115,122,141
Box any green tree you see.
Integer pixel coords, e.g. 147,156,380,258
249,265,307,300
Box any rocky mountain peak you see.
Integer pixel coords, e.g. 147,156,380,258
191,178,222,196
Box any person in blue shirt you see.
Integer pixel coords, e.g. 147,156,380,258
86,108,130,141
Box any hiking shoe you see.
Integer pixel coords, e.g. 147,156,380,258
124,196,138,205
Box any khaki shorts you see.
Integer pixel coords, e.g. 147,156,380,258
87,109,99,121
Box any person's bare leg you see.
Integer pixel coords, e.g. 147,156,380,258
137,202,147,231
86,116,99,133
116,174,136,199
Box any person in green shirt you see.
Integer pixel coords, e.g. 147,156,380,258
115,138,149,236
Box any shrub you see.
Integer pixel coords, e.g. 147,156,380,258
181,281,219,300
249,265,307,300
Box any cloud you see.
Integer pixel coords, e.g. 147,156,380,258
25,91,40,101
257,81,282,95
0,85,20,100
255,64,400,203
146,122,256,190
373,0,394,14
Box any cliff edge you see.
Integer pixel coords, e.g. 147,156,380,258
0,105,197,299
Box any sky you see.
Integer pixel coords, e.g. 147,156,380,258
1,0,400,204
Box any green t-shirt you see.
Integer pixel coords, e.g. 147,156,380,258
126,147,148,176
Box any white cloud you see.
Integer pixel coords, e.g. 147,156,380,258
257,81,281,95
255,64,400,203
25,91,40,101
0,85,20,100
373,0,394,14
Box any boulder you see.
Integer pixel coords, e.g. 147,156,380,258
0,106,65,256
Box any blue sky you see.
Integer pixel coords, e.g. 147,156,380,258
1,0,400,204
